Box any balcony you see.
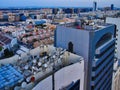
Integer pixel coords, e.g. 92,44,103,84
91,66,113,86
92,55,114,76
95,39,115,55
94,47,114,67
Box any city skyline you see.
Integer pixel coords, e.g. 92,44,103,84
0,2,120,90
0,0,120,8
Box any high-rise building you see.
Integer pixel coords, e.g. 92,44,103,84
106,17,120,90
93,1,97,11
111,4,114,10
55,21,116,90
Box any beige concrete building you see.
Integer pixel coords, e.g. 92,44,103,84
113,66,120,90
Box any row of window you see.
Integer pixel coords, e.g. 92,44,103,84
93,50,114,71
101,76,112,90
92,56,114,81
93,62,113,89
91,75,112,90
95,33,112,49
91,63,113,90
95,42,115,58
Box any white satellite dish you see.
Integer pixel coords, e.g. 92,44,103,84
38,62,42,66
24,65,29,70
26,77,30,83
21,82,27,88
44,64,48,68
33,59,37,64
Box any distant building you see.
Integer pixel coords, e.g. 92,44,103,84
111,4,114,10
64,8,73,14
3,14,8,21
74,8,80,14
8,14,15,22
93,1,97,11
20,14,27,21
26,19,46,26
55,21,116,90
113,60,120,90
0,11,3,20
0,33,17,50
0,32,17,58
52,8,59,14
15,14,20,21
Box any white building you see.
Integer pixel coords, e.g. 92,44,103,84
12,29,25,37
0,33,17,57
106,17,120,90
33,59,84,90
106,17,120,59
0,45,85,90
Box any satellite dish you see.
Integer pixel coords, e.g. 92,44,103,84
33,59,37,64
44,64,48,68
21,82,27,88
26,77,30,83
44,56,47,59
53,55,56,59
38,62,42,66
32,66,35,69
14,86,20,90
24,65,29,70
60,55,63,59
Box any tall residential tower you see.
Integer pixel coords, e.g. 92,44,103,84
55,21,116,90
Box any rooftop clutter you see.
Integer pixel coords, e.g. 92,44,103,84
0,45,83,90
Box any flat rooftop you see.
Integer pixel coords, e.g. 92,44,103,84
0,64,23,89
0,32,12,45
0,45,84,89
58,20,113,31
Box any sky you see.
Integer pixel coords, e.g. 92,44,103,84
0,0,120,8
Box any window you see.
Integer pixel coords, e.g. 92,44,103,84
68,80,80,90
68,42,74,53
96,33,112,49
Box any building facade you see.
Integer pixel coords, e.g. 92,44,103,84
106,17,120,59
32,60,84,90
106,17,120,90
55,23,116,90
93,1,97,11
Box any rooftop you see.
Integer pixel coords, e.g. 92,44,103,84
0,64,23,89
0,45,84,89
0,32,12,45
58,19,113,31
